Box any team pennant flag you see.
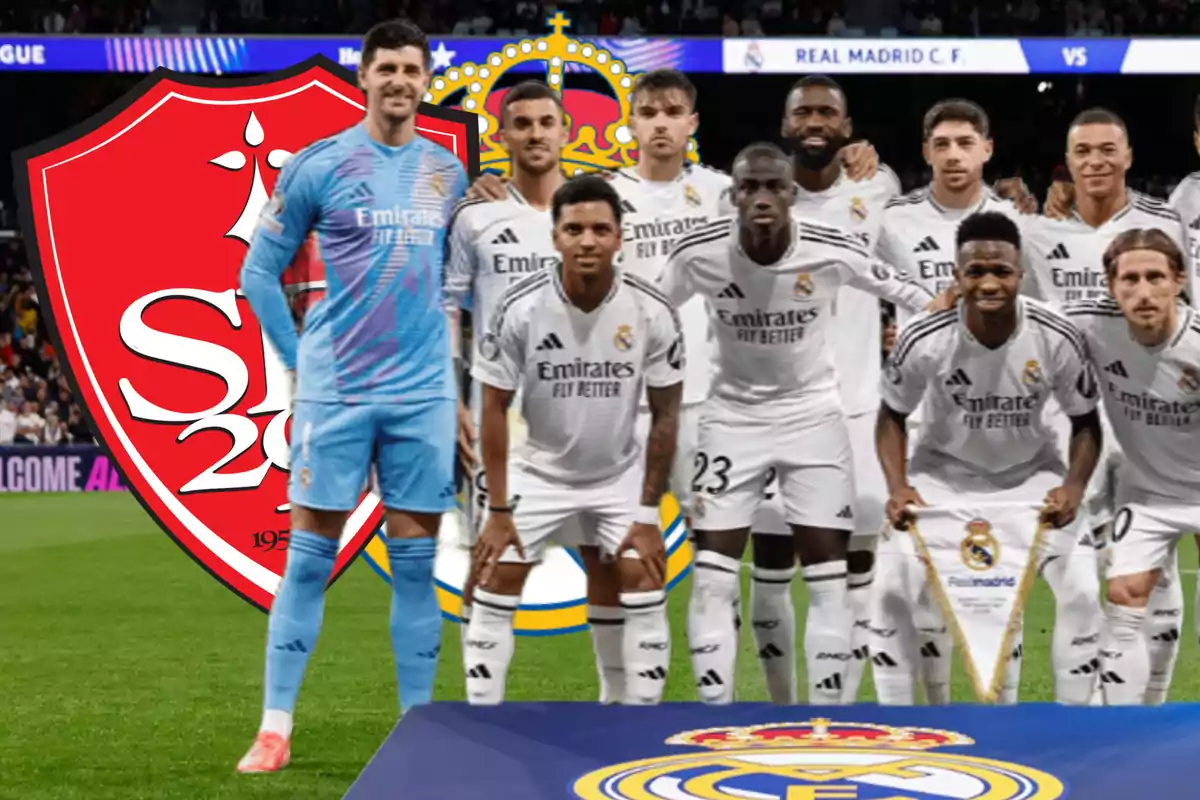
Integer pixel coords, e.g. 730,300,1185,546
909,502,1048,702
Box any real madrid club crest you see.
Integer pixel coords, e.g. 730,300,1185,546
1022,359,1042,385
793,272,815,298
961,518,1000,571
430,171,445,197
850,195,868,221
614,324,635,352
1179,365,1200,393
573,719,1065,800
684,183,702,207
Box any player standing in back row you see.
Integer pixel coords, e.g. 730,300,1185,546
235,19,468,773
746,75,902,705
465,176,683,706
659,143,935,705
1032,108,1191,704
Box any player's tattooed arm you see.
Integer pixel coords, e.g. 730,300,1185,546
472,384,520,588
875,402,926,530
642,382,682,507
1043,410,1103,528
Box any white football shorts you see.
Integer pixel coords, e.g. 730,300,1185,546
690,400,855,532
493,461,643,565
1107,484,1200,580
752,409,887,549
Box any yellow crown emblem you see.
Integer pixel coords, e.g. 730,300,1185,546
424,13,701,177
666,719,975,752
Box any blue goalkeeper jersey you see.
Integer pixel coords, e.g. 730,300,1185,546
241,122,468,404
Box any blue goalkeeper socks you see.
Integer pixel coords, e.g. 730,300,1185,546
386,536,442,713
263,530,337,715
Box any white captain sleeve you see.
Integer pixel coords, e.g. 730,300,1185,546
470,291,527,392
1044,312,1100,418
880,313,942,414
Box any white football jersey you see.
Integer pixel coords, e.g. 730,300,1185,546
1064,297,1200,504
1168,172,1200,292
1024,191,1190,307
876,185,1026,325
882,297,1099,492
609,163,732,407
471,267,684,486
657,216,933,420
793,165,902,416
445,185,559,408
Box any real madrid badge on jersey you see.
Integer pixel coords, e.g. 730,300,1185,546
907,503,1048,702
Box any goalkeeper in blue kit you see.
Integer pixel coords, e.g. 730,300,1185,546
234,18,468,773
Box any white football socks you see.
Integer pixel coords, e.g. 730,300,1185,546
463,589,518,705
1145,576,1183,705
260,708,293,739
588,605,626,704
750,565,797,704
1040,554,1104,705
844,563,875,703
802,559,852,705
1099,602,1149,705
621,590,670,705
687,550,740,704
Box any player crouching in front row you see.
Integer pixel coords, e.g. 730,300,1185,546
1064,229,1200,704
464,175,685,705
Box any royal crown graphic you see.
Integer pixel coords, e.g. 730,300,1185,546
665,719,976,751
424,12,701,176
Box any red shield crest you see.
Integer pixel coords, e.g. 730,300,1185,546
13,56,480,611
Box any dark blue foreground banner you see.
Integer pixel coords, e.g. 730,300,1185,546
345,702,1200,799
0,444,127,493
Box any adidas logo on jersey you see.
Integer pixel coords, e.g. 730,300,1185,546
348,182,374,202
1105,360,1129,378
536,333,565,351
620,199,637,214
717,283,746,299
1046,243,1070,260
913,236,939,252
492,227,519,245
944,368,972,387
836,505,853,519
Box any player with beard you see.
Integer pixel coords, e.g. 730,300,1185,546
878,212,1103,705
744,75,901,705
1030,108,1190,705
658,143,935,706
1063,229,1200,705
466,176,682,706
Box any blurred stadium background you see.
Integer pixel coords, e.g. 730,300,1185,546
5,2,1200,797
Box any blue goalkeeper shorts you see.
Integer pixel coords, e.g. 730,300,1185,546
288,398,457,513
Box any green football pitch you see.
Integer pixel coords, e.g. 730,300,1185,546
3,493,1198,799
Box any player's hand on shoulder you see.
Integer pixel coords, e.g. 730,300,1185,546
1043,177,1075,221
993,177,1038,215
1041,483,1084,529
840,140,878,182
619,521,666,587
885,485,927,531
926,283,960,312
471,509,522,588
466,172,508,202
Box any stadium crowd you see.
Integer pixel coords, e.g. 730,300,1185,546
0,236,93,446
6,0,1200,36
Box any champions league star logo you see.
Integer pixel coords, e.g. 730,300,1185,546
573,719,1065,800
